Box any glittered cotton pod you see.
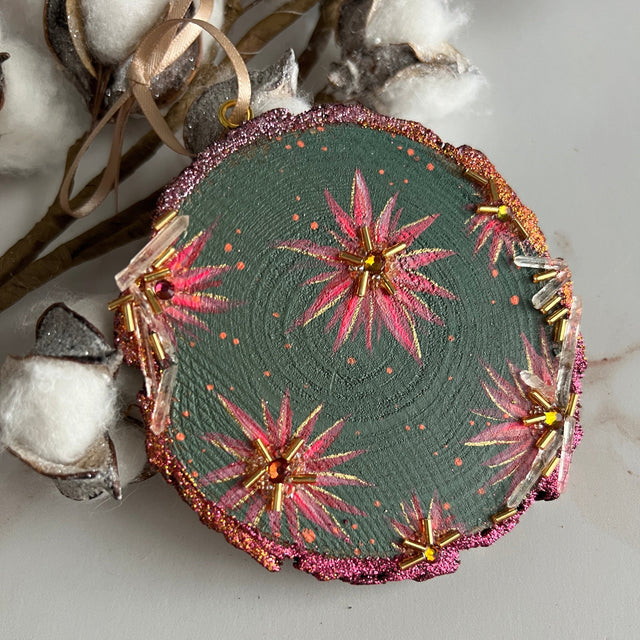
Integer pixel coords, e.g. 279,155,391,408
112,105,586,583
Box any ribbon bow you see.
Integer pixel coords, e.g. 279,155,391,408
59,0,252,218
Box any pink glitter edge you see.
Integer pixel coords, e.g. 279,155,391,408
130,104,585,584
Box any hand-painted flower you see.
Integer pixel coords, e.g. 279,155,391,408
465,330,558,495
200,390,369,545
277,169,456,362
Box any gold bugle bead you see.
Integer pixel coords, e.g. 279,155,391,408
523,414,547,426
399,553,425,571
539,295,562,315
528,390,553,411
153,209,178,231
145,287,163,314
382,242,407,257
402,538,428,553
546,306,569,325
476,205,501,215
512,217,529,239
254,439,273,462
357,271,370,297
422,517,435,546
338,251,364,265
123,302,136,332
152,246,177,268
554,317,568,343
149,332,165,362
107,292,134,311
542,456,560,478
488,178,499,202
143,267,172,283
282,437,304,461
565,393,578,418
536,428,556,450
437,530,461,548
360,226,373,251
464,169,489,185
491,507,518,524
243,466,267,489
380,274,396,295
291,474,317,484
532,269,558,283
270,483,284,511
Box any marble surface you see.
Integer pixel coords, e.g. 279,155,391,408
1,1,639,638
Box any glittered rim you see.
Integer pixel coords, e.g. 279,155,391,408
119,104,586,584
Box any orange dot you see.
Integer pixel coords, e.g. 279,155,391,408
236,261,245,270
389,182,394,186
455,457,463,467
478,487,486,495
355,430,361,435
310,221,319,230
448,335,455,342
321,146,328,152
469,420,475,426
292,213,300,222
397,145,403,150
176,432,185,441
486,421,491,426
285,144,292,150
378,169,385,175
427,163,435,171
419,424,425,430
233,338,239,345
317,126,324,132
229,386,234,391
206,384,214,391
491,269,499,278
443,502,451,511
386,367,393,374
369,538,375,545
224,243,232,252
347,357,357,365
354,548,361,556
192,471,199,478
264,371,271,377
302,528,316,543
284,343,291,349
236,228,241,234
189,341,195,348
491,300,496,305
351,523,358,530
295,195,301,201
297,140,305,148
403,179,409,184
374,500,381,507
276,136,282,141
407,148,415,156
188,459,193,464
182,410,190,418
219,332,227,339
405,425,411,431
433,451,438,456
448,376,453,381
273,312,280,318
510,295,520,305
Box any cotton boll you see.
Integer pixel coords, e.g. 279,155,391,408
0,0,50,47
0,37,88,173
373,67,486,124
253,93,312,118
365,0,468,52
81,0,169,65
0,356,118,465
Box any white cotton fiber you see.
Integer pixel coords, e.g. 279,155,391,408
365,0,468,51
374,67,485,124
0,356,118,465
0,33,89,173
81,0,225,65
253,93,311,118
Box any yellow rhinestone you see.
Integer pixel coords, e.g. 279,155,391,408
544,410,563,426
424,546,438,562
496,205,511,221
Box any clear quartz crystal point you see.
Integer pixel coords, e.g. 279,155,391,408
506,431,561,508
514,255,567,271
519,370,556,400
531,270,570,309
557,416,576,493
115,216,189,291
151,365,178,435
555,296,582,408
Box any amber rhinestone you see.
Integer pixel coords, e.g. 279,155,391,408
268,458,289,483
364,251,386,275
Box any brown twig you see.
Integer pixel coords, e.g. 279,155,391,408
298,0,343,82
0,191,160,312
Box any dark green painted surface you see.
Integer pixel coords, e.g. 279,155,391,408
168,123,547,557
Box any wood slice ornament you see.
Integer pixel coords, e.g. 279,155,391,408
112,104,585,584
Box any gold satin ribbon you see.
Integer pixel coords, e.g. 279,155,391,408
60,0,252,218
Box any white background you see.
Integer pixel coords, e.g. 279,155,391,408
1,1,639,638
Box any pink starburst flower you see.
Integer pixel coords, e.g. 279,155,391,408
200,390,369,545
465,330,558,495
277,169,456,362
148,225,242,341
466,206,518,267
